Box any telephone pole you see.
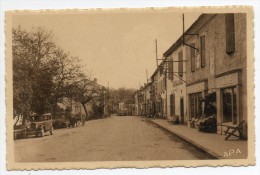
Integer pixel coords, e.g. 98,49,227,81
155,39,158,67
146,69,148,83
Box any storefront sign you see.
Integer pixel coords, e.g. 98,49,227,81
216,72,238,88
187,81,207,94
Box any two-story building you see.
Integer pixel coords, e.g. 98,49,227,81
163,37,187,124
151,63,167,118
184,13,247,135
143,82,152,116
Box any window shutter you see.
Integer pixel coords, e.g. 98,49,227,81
164,76,167,90
170,94,173,116
178,50,183,76
225,13,235,54
168,58,173,80
200,36,206,67
170,94,175,116
160,66,163,75
173,94,175,116
190,43,195,72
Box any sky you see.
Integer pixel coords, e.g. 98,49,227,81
12,9,200,89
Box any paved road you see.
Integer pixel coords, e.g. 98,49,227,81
15,116,213,162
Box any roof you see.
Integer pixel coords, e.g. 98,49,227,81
163,14,216,58
151,61,164,79
150,14,216,81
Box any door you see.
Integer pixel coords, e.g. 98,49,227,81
180,98,184,124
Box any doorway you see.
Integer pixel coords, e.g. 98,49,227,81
180,98,184,124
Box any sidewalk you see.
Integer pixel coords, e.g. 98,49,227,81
149,118,248,159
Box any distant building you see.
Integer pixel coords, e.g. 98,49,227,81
134,91,139,115
70,100,92,119
151,62,167,118
118,102,127,116
143,82,152,116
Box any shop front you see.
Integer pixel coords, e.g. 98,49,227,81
186,80,208,125
215,71,243,134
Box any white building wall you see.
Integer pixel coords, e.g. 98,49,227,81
166,45,187,124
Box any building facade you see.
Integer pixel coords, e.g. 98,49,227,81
184,14,247,135
134,13,247,136
134,91,139,115
151,64,167,118
163,38,187,124
143,82,152,116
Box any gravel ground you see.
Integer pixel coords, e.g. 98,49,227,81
14,116,213,162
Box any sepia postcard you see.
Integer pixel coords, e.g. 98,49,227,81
5,6,255,170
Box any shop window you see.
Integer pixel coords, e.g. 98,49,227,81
170,94,175,116
222,87,237,124
178,50,183,77
225,14,235,54
190,92,203,119
190,43,196,72
200,35,206,67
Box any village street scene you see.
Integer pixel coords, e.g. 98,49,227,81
12,12,248,162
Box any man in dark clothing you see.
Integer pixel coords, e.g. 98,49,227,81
198,102,217,133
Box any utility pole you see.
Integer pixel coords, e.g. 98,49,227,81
107,81,110,117
155,39,158,67
183,13,185,46
146,69,148,83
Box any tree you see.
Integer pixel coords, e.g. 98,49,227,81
12,26,83,126
71,74,102,120
13,27,57,125
50,49,82,116
108,88,136,113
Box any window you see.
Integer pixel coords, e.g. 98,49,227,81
178,50,183,76
164,76,167,90
160,65,164,75
168,58,173,80
190,43,196,72
170,94,175,116
200,35,206,67
222,87,237,124
190,92,203,119
225,14,235,54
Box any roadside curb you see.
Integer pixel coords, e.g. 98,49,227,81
148,119,221,159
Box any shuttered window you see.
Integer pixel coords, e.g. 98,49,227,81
164,77,167,90
168,58,173,80
160,65,164,75
178,50,183,76
200,35,206,67
190,43,195,72
170,94,175,116
225,13,235,54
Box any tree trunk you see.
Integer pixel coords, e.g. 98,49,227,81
22,111,29,128
81,103,88,124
